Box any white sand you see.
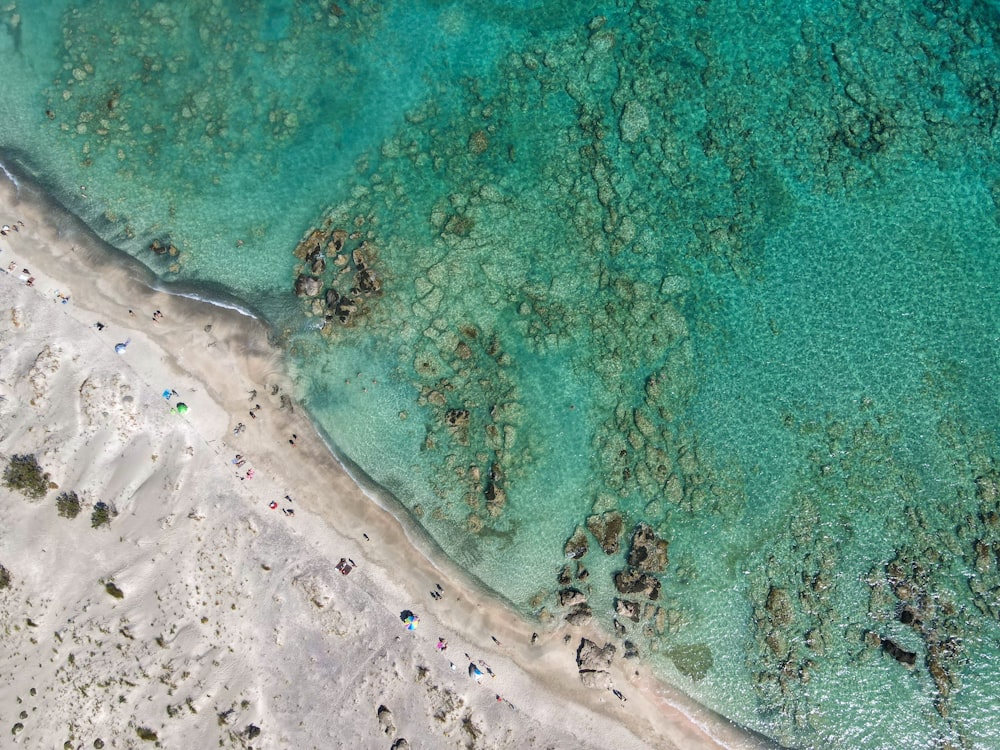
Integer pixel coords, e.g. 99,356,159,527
0,175,762,749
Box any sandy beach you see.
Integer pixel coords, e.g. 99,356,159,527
0,174,760,749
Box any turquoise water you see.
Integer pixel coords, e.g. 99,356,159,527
2,1,1000,747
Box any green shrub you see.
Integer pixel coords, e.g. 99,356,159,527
104,581,124,599
135,727,157,741
0,564,10,589
56,491,81,519
3,454,49,499
91,501,117,529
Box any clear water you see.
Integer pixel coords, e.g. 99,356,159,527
2,1,999,747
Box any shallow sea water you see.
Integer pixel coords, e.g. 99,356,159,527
2,1,999,747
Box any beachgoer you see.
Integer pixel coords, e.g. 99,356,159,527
246,468,255,479
436,638,447,651
491,635,502,646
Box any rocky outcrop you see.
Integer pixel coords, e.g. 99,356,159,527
867,632,917,667
586,511,623,555
626,522,669,573
576,638,616,690
559,588,587,607
294,273,322,297
613,568,660,600
614,598,641,622
564,526,589,559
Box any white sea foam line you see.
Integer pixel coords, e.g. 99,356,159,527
159,288,260,320
0,161,20,190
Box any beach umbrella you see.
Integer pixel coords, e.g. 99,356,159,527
469,663,483,681
114,338,130,354
175,402,188,414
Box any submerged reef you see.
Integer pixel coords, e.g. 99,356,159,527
286,1,1000,745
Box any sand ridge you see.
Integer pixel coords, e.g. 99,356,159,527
0,175,755,749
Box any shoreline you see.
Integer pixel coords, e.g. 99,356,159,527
0,171,766,749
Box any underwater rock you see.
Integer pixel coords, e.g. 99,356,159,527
586,510,624,555
557,565,572,586
355,267,381,294
310,255,326,275
564,601,593,625
615,598,641,622
325,287,340,308
334,298,357,324
765,586,794,627
330,228,347,253
445,409,470,427
468,129,489,154
149,238,174,255
619,100,649,143
485,481,506,510
294,274,322,297
564,526,589,559
626,522,669,573
879,636,917,667
976,471,999,503
666,643,714,681
614,568,660,600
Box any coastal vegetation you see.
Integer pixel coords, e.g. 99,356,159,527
90,501,117,529
3,454,49,499
56,490,81,519
104,581,124,599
